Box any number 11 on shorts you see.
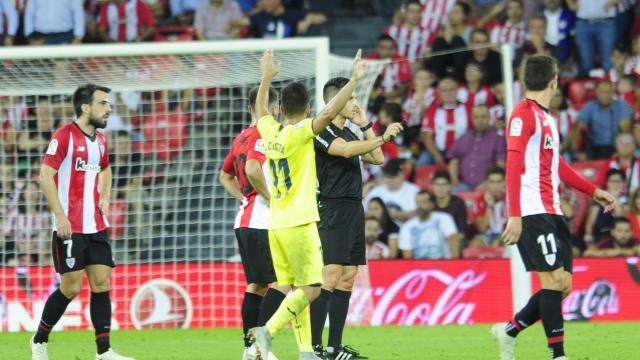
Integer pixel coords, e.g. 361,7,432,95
536,233,557,255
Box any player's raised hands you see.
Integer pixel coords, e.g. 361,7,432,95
352,49,366,81
593,188,617,213
260,49,281,80
382,123,403,142
501,216,522,246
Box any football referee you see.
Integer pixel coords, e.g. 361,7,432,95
311,77,402,359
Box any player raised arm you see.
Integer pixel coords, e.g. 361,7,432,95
312,49,366,135
257,49,281,120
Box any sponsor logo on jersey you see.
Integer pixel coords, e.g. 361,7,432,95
77,146,85,152
75,158,101,173
46,140,58,155
510,118,523,136
130,279,193,329
544,134,555,149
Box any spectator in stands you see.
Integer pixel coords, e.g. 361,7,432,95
17,97,57,174
399,190,459,259
543,0,576,65
368,34,413,103
584,168,629,245
417,0,459,33
447,104,506,191
374,102,404,160
453,28,503,86
470,166,507,247
366,197,400,258
549,88,574,156
570,80,633,159
489,0,527,52
517,15,560,63
0,0,18,46
591,45,632,90
489,82,506,134
421,77,470,165
110,130,144,239
596,133,639,192
364,159,420,223
242,0,326,39
402,68,436,135
0,163,17,211
97,0,157,43
194,0,244,40
428,1,472,76
385,0,435,64
618,74,636,108
365,216,391,260
567,0,617,76
457,62,495,115
627,188,640,239
430,170,467,238
24,0,84,44
171,0,204,24
584,217,639,257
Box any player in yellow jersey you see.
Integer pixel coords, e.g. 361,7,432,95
249,49,366,360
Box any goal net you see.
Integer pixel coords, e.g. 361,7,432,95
0,38,386,331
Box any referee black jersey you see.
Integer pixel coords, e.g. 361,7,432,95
314,123,363,201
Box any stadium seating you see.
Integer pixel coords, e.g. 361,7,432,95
572,160,607,185
568,79,597,111
154,25,196,42
462,245,504,259
413,164,446,190
457,191,486,225
140,109,189,160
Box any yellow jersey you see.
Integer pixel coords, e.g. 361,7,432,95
257,114,319,229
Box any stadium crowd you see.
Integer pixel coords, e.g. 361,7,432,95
3,0,640,266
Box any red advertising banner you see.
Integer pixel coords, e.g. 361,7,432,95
1,258,638,332
531,257,640,322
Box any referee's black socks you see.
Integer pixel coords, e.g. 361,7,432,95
310,288,332,347
90,291,112,354
328,289,351,350
34,289,72,343
241,292,263,347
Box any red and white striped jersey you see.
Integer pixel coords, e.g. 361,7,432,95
457,84,496,114
367,53,413,94
421,103,471,152
550,109,575,141
402,88,436,127
42,123,110,234
385,24,435,63
490,21,527,49
419,0,457,32
507,99,563,216
221,127,270,230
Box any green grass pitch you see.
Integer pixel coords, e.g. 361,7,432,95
1,322,637,359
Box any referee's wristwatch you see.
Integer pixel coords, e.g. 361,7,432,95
360,123,372,132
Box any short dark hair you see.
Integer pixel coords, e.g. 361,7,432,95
417,190,436,203
432,170,451,183
406,0,422,7
438,76,458,86
73,83,111,118
378,34,395,45
606,168,626,182
380,102,403,122
486,165,505,179
470,28,489,41
455,1,471,17
323,77,350,103
281,82,310,117
249,86,278,112
522,55,557,91
612,217,631,229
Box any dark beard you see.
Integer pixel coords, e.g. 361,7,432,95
89,115,107,129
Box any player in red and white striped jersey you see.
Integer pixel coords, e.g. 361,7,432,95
489,0,527,51
385,0,435,64
368,35,413,102
32,84,134,360
219,86,288,359
419,0,457,33
402,68,437,128
492,55,616,360
421,77,471,165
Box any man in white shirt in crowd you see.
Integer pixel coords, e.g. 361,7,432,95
364,159,420,223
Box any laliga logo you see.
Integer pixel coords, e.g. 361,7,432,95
130,279,193,329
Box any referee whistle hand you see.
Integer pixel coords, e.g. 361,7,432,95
593,188,617,213
383,123,403,141
56,215,72,240
501,217,522,246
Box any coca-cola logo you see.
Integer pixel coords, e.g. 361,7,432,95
370,269,487,326
563,279,619,321
130,279,193,329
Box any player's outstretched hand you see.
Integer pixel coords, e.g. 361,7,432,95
501,216,522,246
593,188,617,213
56,215,72,240
383,123,403,142
352,49,366,81
260,49,281,80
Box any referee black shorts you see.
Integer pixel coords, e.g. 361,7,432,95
318,198,366,266
235,227,277,284
518,214,573,273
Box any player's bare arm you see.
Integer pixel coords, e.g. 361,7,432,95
312,49,366,135
98,166,112,216
245,159,271,201
257,49,281,120
219,170,243,201
39,164,72,240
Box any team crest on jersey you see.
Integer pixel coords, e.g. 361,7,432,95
544,134,554,149
46,139,58,155
545,254,556,266
510,118,523,136
254,139,265,154
66,257,76,269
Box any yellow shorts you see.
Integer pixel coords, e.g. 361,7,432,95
268,222,323,287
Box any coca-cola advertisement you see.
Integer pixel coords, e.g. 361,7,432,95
532,257,640,322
